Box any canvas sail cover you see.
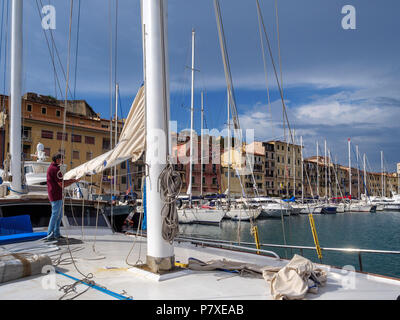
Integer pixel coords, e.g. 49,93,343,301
63,85,145,180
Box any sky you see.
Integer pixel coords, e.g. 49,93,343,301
0,0,399,173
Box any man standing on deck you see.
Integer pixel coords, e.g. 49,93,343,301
46,153,79,241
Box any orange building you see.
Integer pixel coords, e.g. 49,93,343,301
0,92,129,195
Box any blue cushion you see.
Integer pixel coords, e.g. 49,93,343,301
0,215,33,236
0,232,48,245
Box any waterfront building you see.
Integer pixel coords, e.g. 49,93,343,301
262,142,276,196
0,93,127,195
266,140,302,197
172,133,221,196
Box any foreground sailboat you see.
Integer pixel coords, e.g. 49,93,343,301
1,0,399,302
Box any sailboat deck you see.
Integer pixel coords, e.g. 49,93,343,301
1,229,399,301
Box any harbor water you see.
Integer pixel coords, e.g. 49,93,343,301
178,211,400,279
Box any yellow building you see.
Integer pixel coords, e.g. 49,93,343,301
220,141,266,197
0,93,130,195
268,140,302,197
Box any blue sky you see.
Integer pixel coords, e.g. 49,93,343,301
1,0,399,173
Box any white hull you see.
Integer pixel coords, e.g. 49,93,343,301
345,204,373,212
260,203,290,218
260,208,286,218
177,208,225,224
383,204,400,211
225,208,262,221
335,204,345,213
295,204,322,214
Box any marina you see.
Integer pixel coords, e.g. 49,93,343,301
0,0,399,304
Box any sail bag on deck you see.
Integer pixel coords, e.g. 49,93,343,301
63,85,145,180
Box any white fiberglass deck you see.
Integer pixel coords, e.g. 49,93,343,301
1,228,399,300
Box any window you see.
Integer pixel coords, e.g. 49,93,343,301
121,162,126,169
41,130,53,139
41,107,47,115
44,148,51,157
121,176,127,184
57,132,68,141
85,136,95,144
202,177,206,184
73,151,80,160
212,177,217,185
56,110,61,117
192,176,195,184
102,138,110,150
22,127,31,141
71,134,82,143
27,104,32,112
86,152,93,160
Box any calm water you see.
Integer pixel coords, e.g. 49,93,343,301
178,211,400,279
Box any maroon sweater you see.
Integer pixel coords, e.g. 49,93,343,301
47,162,63,202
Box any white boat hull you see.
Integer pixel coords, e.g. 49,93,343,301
260,208,285,218
225,208,262,221
177,208,225,224
345,204,373,212
383,204,400,211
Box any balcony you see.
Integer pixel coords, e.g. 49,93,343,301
22,129,32,143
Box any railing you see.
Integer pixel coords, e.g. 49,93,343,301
175,235,400,273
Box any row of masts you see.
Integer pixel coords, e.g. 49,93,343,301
275,134,389,201
186,24,389,202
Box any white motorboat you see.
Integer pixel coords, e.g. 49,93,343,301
177,205,226,225
293,203,323,214
224,206,262,221
345,202,374,212
253,197,291,218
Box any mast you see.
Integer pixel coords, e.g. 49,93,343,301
200,91,204,198
227,88,230,205
363,153,367,201
113,83,119,197
335,155,338,198
324,139,327,199
10,0,23,194
316,141,319,198
381,151,384,197
348,138,351,199
356,145,360,199
293,130,295,198
141,0,174,272
187,29,195,202
328,148,331,199
300,136,304,203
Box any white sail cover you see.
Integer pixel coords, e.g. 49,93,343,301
63,85,145,180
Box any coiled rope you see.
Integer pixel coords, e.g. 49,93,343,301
158,163,182,244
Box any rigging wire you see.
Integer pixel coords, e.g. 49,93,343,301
1,0,9,116
255,0,274,141
34,0,64,99
37,0,74,100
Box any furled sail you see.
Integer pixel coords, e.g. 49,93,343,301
63,85,145,180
